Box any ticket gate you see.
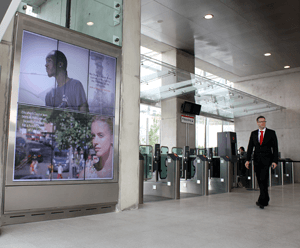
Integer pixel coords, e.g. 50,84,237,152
172,147,208,197
270,159,294,187
237,156,256,189
141,144,180,200
269,161,282,186
208,155,233,194
282,159,294,185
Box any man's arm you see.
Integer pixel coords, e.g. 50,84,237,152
245,132,254,169
271,130,279,169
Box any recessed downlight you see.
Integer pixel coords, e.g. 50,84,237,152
284,65,290,69
87,21,94,26
204,14,214,19
264,53,271,56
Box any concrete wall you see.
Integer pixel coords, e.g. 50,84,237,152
117,0,141,211
234,70,300,182
161,98,196,151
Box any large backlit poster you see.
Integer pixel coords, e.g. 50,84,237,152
13,30,116,181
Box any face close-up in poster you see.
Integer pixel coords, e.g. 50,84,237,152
13,30,116,181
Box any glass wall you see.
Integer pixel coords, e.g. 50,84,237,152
223,121,235,132
195,115,205,149
140,47,236,150
18,0,122,46
195,67,234,87
196,116,235,149
140,104,161,147
206,118,222,148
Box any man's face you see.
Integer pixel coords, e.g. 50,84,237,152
257,118,266,130
45,55,56,77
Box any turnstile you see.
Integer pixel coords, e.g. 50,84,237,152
282,160,294,184
238,159,257,189
208,156,233,194
142,145,180,200
270,159,294,186
173,147,208,196
270,162,282,186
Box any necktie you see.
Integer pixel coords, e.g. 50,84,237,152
260,131,264,145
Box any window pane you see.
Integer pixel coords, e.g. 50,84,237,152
196,116,205,149
206,118,222,148
140,104,161,147
223,121,235,132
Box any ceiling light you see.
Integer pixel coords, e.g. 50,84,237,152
284,65,290,69
87,21,94,26
204,14,214,19
264,53,271,56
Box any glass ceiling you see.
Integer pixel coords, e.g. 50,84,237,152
140,55,285,121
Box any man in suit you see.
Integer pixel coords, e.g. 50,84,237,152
245,116,278,209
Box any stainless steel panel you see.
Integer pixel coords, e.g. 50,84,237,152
208,158,230,194
179,158,205,195
139,159,144,204
144,181,174,198
4,183,118,212
143,155,180,199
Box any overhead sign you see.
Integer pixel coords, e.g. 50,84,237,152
181,115,194,125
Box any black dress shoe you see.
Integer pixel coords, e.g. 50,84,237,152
256,202,264,209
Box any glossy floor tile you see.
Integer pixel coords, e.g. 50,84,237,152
1,184,300,248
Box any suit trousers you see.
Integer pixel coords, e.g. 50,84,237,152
255,163,270,206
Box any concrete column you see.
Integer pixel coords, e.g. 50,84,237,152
161,49,196,151
117,0,141,211
0,18,14,228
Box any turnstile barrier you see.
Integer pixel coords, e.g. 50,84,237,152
144,147,180,200
139,145,153,180
208,156,233,194
269,159,294,187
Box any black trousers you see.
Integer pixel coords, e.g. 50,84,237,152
255,164,270,206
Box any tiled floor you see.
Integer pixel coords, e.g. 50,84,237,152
1,184,300,248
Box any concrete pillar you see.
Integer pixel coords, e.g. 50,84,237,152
117,0,141,211
0,18,14,228
160,49,196,151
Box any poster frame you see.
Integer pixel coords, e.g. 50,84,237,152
5,12,122,186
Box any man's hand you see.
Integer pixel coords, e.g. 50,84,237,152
245,161,250,169
271,163,277,169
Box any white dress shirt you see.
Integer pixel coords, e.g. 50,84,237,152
258,128,266,143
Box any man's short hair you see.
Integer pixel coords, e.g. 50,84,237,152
256,116,265,122
239,146,245,151
49,50,68,70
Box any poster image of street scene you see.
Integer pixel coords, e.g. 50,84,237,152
14,105,54,180
88,51,116,116
13,105,114,181
18,30,89,112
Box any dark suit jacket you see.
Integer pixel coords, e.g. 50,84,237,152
246,128,278,167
